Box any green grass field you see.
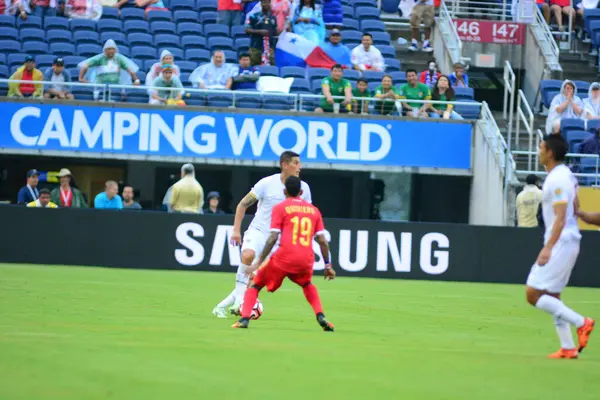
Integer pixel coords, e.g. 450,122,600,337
1,263,599,399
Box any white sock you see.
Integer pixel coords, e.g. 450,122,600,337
536,295,585,328
216,289,236,309
234,264,250,305
553,316,576,349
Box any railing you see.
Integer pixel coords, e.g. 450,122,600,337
503,61,516,204
1,79,107,100
447,0,510,20
531,4,561,71
512,152,600,187
438,1,464,66
479,100,515,175
515,89,535,171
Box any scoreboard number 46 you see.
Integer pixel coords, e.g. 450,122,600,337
453,19,524,45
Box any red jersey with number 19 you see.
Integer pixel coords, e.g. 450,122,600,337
270,197,325,273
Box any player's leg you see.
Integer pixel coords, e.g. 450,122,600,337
212,288,236,318
231,229,266,311
291,273,334,332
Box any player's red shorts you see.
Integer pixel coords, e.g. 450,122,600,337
253,257,313,292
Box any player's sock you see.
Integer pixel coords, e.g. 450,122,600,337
234,264,251,304
536,295,585,328
302,283,324,315
553,316,576,350
241,287,259,319
216,289,236,309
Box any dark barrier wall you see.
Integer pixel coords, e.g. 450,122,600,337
1,207,599,287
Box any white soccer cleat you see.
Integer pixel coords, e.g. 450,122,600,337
212,306,228,319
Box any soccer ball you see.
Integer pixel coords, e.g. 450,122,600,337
239,300,264,320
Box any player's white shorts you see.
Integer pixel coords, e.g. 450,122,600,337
241,228,269,258
526,239,580,293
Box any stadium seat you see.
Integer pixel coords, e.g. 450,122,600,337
371,31,391,46
573,80,590,93
0,64,8,78
130,58,144,70
124,89,148,103
185,91,207,106
342,5,355,18
98,19,123,33
171,0,196,11
122,8,145,21
44,16,68,31
67,67,79,81
223,49,237,61
0,15,16,28
23,41,48,55
147,10,173,23
0,53,5,66
124,20,150,34
204,24,230,38
0,40,21,53
390,71,406,84
0,27,18,41
182,35,207,50
177,22,202,36
378,45,396,59
199,11,218,25
307,68,330,81
453,99,481,119
290,78,311,93
539,79,562,108
179,71,191,85
567,130,592,153
20,28,45,43
185,48,211,62
235,93,261,109
166,48,184,60
174,10,199,24
361,20,385,32
7,53,28,69
341,30,363,44
177,60,197,73
155,34,181,49
231,25,247,40
47,29,73,43
561,118,586,139
101,7,120,19
128,32,154,47
587,119,600,133
63,55,85,68
17,15,42,29
354,0,378,7
197,0,218,13
74,31,101,45
263,94,296,110
36,54,55,69
343,69,360,80
234,38,250,52
281,66,306,78
50,42,76,57
584,9,600,36
385,58,401,72
381,0,399,13
207,92,234,108
77,44,103,57
208,37,234,51
362,70,383,83
100,32,127,47
72,86,96,101
143,59,158,71
150,21,176,35
342,18,359,31
257,65,278,76
355,6,380,20
119,45,131,57
70,19,97,32
455,87,475,100
311,79,323,93
131,46,158,60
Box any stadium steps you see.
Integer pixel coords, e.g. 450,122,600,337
559,52,599,83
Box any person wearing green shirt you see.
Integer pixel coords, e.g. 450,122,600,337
374,75,402,115
352,78,371,114
315,64,353,113
426,75,464,120
399,68,431,118
149,64,184,105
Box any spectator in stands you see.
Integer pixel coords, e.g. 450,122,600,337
65,0,102,20
204,191,225,214
399,68,431,118
272,0,290,33
232,53,260,90
189,51,234,89
537,0,551,24
419,60,440,88
36,0,62,16
352,78,371,114
583,82,600,121
134,0,167,14
51,168,88,208
449,62,469,88
171,163,204,214
351,33,385,72
549,0,576,38
79,40,140,100
516,174,542,228
17,0,34,19
408,0,434,52
218,0,243,27
245,0,277,66
149,65,184,105
427,75,463,120
8,56,43,99
100,0,130,9
27,189,58,208
94,180,123,209
122,185,142,210
315,64,352,113
43,58,74,100
321,29,351,69
579,128,600,155
292,0,325,45
545,79,584,134
145,50,181,87
373,75,401,116
17,169,40,205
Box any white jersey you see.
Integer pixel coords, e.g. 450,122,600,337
541,164,582,244
248,173,312,233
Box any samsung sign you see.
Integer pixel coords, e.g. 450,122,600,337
0,102,472,170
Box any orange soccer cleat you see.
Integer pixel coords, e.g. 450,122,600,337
231,319,249,329
577,318,595,353
547,348,579,359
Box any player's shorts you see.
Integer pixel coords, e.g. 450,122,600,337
526,238,580,293
241,228,268,257
253,257,313,293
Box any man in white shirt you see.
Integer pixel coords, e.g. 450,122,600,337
351,33,385,72
516,174,543,227
525,134,594,359
212,151,312,318
408,0,435,52
189,50,234,90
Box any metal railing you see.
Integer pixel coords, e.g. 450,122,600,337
448,0,510,20
503,61,517,204
0,78,107,100
438,1,464,66
515,89,535,171
531,4,561,71
479,100,515,175
512,152,600,187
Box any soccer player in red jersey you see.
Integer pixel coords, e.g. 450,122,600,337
232,176,336,331
577,210,600,227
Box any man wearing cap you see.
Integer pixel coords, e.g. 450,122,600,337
17,169,40,205
43,58,74,100
149,64,184,105
50,168,88,208
8,56,43,99
204,191,225,214
321,29,352,69
27,189,58,208
171,164,204,214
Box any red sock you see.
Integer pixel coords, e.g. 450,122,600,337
242,287,259,319
302,283,323,315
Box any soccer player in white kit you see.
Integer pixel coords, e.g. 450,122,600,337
212,151,312,318
525,134,595,359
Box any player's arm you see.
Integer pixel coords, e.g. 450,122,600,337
231,192,258,245
578,211,600,226
254,231,279,268
315,233,335,280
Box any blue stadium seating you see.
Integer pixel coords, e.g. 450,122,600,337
381,0,399,13
74,31,101,45
101,7,120,19
343,69,360,80
98,20,123,33
356,7,380,20
363,70,384,83
567,130,591,153
177,22,202,36
197,0,218,14
185,49,211,62
0,27,18,41
0,40,21,53
121,8,145,21
155,34,181,49
124,20,150,34
257,66,278,76
342,5,354,18
200,11,218,25
390,71,407,84
132,46,158,61
150,21,176,35
236,93,261,109
342,19,360,31
561,119,586,140
171,0,196,11
311,79,324,93
307,68,330,81
378,45,396,59
68,67,79,81
291,78,311,93
204,24,229,38
231,25,247,40
263,94,295,110
235,38,250,52
573,80,590,93
222,49,236,61
0,15,16,28
47,29,73,43
0,54,6,65
0,64,9,78
166,48,184,60
23,41,48,55
119,45,131,57
44,17,68,31
371,31,391,46
455,87,475,100
77,44,103,57
147,10,173,23
7,53,27,68
354,0,378,7
281,66,306,78
17,16,42,30
101,32,127,47
20,28,45,42
207,92,234,107
587,119,600,133
70,19,97,32
50,42,75,57
63,56,85,68
36,54,55,69
584,9,600,37
174,10,199,24
361,20,385,32
128,33,153,47
386,58,401,71
208,37,234,51
453,99,481,119
182,36,207,50
177,61,197,73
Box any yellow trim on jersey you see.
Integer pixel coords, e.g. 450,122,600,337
552,201,568,205
248,191,257,199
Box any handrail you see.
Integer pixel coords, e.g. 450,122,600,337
512,151,600,186
438,1,464,66
515,89,535,170
503,61,517,206
446,0,510,20
531,5,561,71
